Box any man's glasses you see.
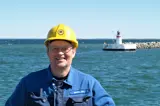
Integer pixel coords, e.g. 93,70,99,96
48,46,73,53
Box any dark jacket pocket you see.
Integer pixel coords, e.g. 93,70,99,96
65,96,92,106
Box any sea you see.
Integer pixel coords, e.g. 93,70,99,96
0,39,160,106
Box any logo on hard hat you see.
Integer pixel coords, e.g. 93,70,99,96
58,29,64,35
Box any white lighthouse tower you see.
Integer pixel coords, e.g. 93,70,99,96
116,31,122,44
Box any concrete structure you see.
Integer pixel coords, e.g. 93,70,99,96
103,31,137,51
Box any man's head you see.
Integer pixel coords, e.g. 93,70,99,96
44,24,78,48
44,24,78,76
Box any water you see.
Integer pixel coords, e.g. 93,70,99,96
0,39,160,106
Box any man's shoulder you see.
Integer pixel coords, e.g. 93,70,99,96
28,68,47,76
71,67,96,81
22,68,48,81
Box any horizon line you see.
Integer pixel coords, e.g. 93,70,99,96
0,38,160,40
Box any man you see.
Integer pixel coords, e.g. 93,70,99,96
5,24,115,106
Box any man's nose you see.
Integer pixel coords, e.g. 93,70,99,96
57,48,65,54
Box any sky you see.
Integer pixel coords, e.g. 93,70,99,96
0,0,160,39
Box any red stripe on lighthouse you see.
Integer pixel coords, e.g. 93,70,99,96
117,35,121,38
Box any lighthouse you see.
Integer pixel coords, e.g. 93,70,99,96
102,30,137,51
116,31,122,44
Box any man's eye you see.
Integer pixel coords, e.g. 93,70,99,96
53,48,58,50
62,47,67,51
50,47,57,51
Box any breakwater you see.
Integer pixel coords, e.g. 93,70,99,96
125,42,160,49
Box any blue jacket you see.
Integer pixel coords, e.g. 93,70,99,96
5,66,115,106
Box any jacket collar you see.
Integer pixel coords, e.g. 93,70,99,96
47,65,77,87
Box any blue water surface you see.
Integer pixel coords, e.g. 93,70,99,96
0,39,160,106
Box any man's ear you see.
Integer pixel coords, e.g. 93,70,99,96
72,48,76,58
46,48,49,56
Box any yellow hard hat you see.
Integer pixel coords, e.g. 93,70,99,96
44,24,78,48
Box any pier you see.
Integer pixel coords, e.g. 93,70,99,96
124,42,160,49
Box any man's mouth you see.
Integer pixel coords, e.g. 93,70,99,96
55,57,66,60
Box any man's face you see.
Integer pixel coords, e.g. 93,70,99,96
47,40,76,69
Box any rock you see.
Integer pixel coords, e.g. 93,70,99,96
134,42,160,49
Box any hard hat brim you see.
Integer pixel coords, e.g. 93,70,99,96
44,38,78,48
